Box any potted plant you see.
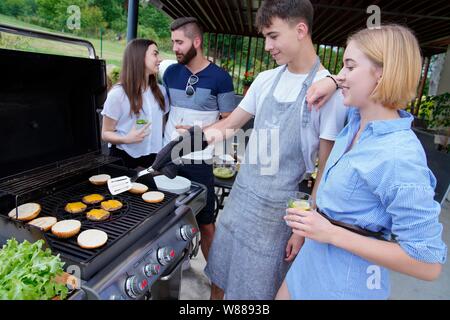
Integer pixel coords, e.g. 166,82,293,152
419,93,450,152
242,71,254,95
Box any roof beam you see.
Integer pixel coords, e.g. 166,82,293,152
313,3,450,21
213,0,231,31
246,0,253,33
234,0,245,33
203,0,225,31
312,0,341,38
153,0,177,19
421,35,450,46
224,0,238,34
315,0,364,41
386,0,424,14
189,1,215,30
160,0,184,18
181,0,211,30
173,0,194,19
320,0,375,43
420,28,450,46
413,18,449,41
193,0,217,31
406,3,450,25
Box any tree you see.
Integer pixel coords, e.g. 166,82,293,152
0,0,38,17
90,0,126,32
139,4,171,39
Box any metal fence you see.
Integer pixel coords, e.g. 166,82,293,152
204,32,432,118
204,32,346,95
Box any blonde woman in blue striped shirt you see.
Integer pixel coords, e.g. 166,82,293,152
280,24,447,299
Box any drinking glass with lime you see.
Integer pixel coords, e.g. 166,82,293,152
287,192,312,210
136,119,151,134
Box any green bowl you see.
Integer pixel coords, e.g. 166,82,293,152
213,167,235,179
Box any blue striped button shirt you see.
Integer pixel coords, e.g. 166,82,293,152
287,108,447,299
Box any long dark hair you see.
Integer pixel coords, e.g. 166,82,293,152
119,39,165,115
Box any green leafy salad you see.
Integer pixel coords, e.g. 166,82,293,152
0,239,68,300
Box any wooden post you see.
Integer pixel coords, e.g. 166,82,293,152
414,56,431,116
245,36,253,73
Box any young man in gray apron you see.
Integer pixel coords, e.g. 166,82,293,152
203,0,347,299
162,18,236,262
153,0,347,299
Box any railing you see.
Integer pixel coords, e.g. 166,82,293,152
204,32,433,117
204,32,345,95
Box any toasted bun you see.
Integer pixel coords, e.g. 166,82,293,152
65,202,87,214
82,194,105,204
129,182,149,194
51,220,81,238
100,200,123,212
77,229,108,249
89,174,111,186
86,209,110,221
8,203,41,221
142,191,165,203
28,217,57,231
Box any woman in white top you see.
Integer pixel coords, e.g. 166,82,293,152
101,39,169,169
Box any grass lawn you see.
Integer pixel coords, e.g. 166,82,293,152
0,14,174,67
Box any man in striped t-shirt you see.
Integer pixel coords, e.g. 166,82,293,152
163,17,236,262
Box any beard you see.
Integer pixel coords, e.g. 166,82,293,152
177,44,197,65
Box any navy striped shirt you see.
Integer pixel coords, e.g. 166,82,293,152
162,63,236,113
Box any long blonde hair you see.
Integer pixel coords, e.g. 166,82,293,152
348,24,422,109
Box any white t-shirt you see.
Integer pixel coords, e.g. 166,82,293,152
239,65,348,173
101,84,169,158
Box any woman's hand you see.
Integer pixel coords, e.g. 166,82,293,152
124,123,151,144
284,208,336,244
285,233,305,262
306,76,338,110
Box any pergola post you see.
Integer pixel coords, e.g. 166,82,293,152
127,0,139,43
437,45,450,95
414,56,431,116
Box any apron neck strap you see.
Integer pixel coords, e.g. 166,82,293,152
268,57,322,100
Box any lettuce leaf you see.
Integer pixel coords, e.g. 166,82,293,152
0,239,68,300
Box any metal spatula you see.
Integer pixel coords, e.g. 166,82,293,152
107,157,184,195
107,167,157,195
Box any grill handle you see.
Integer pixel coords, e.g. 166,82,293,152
0,24,97,59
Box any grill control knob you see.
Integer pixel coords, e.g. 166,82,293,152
125,276,147,299
144,263,161,277
179,224,199,241
157,247,175,266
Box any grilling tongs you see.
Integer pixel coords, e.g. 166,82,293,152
108,127,205,195
107,157,183,195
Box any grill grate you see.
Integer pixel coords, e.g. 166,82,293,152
0,153,120,197
32,177,178,276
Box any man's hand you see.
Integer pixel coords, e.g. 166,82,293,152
306,76,338,110
285,233,305,262
151,126,208,178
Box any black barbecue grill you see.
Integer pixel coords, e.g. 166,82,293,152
0,162,179,280
0,25,206,299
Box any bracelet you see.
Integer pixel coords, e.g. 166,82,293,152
326,75,339,90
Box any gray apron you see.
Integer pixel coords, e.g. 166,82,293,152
205,58,321,299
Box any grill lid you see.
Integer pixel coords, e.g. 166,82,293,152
0,48,107,179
